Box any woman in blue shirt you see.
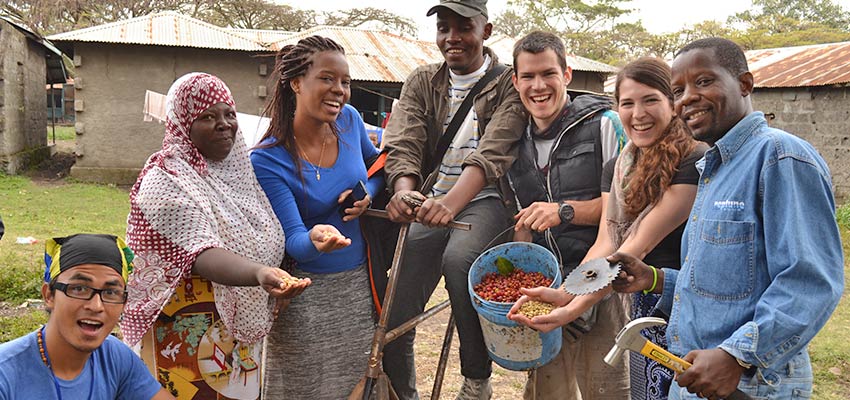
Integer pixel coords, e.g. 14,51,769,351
250,36,383,399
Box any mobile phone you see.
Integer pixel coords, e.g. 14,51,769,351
339,180,369,218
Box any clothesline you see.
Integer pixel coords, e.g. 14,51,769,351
353,85,399,102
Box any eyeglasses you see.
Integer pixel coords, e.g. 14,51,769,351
53,282,128,304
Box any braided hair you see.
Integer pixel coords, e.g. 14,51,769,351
258,35,346,166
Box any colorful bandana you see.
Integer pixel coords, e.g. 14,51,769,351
44,234,134,283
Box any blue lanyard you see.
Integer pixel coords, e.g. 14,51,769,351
39,326,94,400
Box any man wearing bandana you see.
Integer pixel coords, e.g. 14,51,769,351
0,234,174,400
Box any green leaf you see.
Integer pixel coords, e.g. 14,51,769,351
496,256,515,276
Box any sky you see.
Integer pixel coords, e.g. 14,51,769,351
282,0,850,39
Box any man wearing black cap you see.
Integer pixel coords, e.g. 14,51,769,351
0,234,175,400
381,1,525,399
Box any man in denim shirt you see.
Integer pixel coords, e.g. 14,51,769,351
610,37,844,400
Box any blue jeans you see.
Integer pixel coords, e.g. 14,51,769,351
382,197,511,400
668,350,813,400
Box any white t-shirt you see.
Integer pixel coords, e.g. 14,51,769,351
430,55,492,199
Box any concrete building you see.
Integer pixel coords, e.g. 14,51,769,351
48,12,273,183
49,12,619,184
747,41,850,199
0,17,67,173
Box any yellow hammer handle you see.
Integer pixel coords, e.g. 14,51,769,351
639,340,692,373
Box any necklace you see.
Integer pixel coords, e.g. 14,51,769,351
298,135,327,181
38,326,94,400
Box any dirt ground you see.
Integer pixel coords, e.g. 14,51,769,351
26,144,76,182
413,285,526,399
0,302,42,318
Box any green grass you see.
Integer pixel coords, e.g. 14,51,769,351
837,203,850,230
809,227,850,399
0,174,129,305
0,309,48,342
45,125,75,141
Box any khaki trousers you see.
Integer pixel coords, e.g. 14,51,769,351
524,294,631,400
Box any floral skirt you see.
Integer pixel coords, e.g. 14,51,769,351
139,274,262,399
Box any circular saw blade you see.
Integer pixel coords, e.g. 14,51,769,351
563,258,622,295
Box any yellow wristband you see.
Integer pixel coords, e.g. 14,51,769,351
643,265,658,295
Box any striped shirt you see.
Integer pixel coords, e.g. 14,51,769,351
430,55,491,198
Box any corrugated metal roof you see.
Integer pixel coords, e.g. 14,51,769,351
226,28,294,45
270,28,618,83
47,11,267,51
46,12,618,83
486,35,619,74
270,26,443,83
747,41,850,88
2,16,68,84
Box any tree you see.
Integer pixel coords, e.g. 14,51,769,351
1,0,90,35
603,22,673,64
0,0,416,37
492,0,637,65
731,0,850,32
1,0,211,34
733,23,850,50
202,0,316,31
728,0,850,49
492,9,533,38
682,20,736,42
491,0,850,66
497,0,632,34
323,7,417,38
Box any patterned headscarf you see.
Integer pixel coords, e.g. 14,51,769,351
121,73,286,346
44,234,134,283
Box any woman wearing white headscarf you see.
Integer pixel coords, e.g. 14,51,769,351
122,73,310,399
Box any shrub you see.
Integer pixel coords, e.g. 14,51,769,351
837,203,850,230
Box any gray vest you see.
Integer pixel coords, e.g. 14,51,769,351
507,94,613,271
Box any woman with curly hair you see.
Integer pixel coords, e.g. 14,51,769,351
601,57,708,400
510,57,707,399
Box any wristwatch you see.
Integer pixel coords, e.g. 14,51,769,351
558,202,574,225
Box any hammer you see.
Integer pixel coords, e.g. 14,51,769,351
605,317,753,400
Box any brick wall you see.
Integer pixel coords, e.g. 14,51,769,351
752,86,850,201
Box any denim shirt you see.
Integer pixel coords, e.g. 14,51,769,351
656,112,844,385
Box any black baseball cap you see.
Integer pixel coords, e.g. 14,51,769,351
427,0,488,19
